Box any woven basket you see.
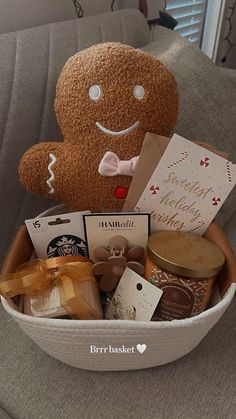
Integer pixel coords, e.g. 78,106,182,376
1,283,235,371
1,206,235,371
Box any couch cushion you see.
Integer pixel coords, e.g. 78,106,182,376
0,0,76,35
143,26,236,227
0,407,12,419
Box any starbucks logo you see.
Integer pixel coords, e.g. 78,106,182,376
47,235,88,258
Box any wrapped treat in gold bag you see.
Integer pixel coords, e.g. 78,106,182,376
0,256,103,320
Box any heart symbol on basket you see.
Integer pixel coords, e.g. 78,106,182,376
136,344,146,354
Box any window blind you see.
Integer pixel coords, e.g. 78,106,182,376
166,0,207,46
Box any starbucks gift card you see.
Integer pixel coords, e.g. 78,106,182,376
135,134,236,235
25,211,90,259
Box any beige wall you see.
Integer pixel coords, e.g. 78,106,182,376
216,0,236,69
78,0,120,15
120,0,164,19
0,0,76,34
0,0,120,34
0,0,165,34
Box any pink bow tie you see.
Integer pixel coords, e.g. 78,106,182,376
98,151,139,177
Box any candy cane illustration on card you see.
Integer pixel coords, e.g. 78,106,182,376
134,134,236,235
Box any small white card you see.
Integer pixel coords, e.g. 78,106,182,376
25,211,90,258
106,267,163,321
83,213,150,262
135,134,236,235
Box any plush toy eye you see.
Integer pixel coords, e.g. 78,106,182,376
133,85,145,100
89,85,101,100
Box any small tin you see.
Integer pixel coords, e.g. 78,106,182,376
145,231,225,321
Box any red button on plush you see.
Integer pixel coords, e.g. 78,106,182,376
114,186,128,199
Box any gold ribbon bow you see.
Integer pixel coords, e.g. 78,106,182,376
0,257,102,320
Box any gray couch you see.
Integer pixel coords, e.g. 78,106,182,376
0,9,236,419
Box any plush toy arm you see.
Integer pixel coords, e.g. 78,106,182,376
19,142,64,199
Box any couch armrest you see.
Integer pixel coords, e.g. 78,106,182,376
219,67,236,88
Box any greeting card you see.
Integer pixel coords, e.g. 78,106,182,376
123,132,228,212
135,134,236,235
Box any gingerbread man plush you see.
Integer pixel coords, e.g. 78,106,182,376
19,42,179,211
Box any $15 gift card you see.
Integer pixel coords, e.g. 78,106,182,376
25,211,89,258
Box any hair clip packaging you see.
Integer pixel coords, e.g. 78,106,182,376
25,211,90,259
83,212,150,262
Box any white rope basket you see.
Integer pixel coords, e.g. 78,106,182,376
2,284,235,371
1,206,235,371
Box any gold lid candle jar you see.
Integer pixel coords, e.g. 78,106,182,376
145,231,225,321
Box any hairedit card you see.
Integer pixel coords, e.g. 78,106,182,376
83,213,150,262
135,134,236,235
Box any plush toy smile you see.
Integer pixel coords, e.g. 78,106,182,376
96,121,140,137
19,42,179,211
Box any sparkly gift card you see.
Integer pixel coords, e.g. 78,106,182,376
25,211,90,259
106,267,163,321
135,134,236,235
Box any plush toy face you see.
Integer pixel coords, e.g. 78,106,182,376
19,42,179,212
55,43,178,146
